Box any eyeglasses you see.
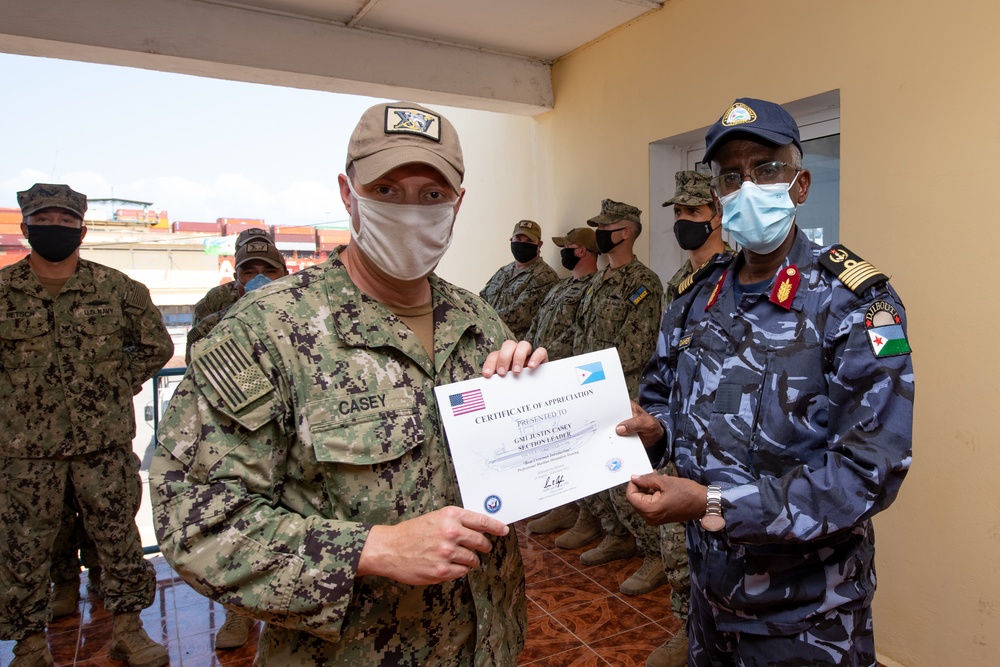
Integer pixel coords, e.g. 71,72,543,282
709,161,800,196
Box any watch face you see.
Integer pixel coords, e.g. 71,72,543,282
700,514,726,532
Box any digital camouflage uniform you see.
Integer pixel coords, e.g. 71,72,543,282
151,249,526,666
664,243,736,308
0,258,173,640
479,259,557,341
524,275,590,361
640,230,913,665
192,281,239,324
573,257,664,555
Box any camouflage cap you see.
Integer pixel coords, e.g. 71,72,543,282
235,239,286,271
17,183,88,219
511,219,541,243
704,97,802,163
587,199,642,227
662,171,714,207
347,101,464,194
552,227,598,254
235,227,273,248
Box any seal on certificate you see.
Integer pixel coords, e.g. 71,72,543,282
606,458,623,472
484,495,502,514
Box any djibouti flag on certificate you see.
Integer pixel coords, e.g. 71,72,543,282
866,324,911,358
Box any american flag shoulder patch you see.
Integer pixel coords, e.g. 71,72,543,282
195,334,272,413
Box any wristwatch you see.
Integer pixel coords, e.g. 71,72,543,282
700,484,726,532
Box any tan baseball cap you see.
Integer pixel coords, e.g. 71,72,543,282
346,102,464,194
511,220,542,243
235,239,286,271
552,227,598,254
17,183,88,219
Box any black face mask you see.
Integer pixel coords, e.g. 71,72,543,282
673,219,715,251
26,225,83,262
560,247,581,271
511,241,539,263
595,228,624,255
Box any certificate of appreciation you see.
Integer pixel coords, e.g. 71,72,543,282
433,347,653,525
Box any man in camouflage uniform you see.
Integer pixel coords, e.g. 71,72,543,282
564,199,666,598
523,227,599,535
189,227,272,335
185,236,288,366
662,170,735,308
0,184,173,667
480,219,557,340
623,98,913,666
151,102,540,666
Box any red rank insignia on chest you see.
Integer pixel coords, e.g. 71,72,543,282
769,265,800,310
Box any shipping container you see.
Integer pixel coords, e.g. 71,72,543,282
271,233,315,243
0,208,22,224
275,241,315,252
172,221,223,234
0,223,24,235
272,225,315,236
0,234,27,247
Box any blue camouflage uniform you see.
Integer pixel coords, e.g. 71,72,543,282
640,229,913,662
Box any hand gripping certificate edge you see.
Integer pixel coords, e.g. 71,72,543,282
433,347,653,525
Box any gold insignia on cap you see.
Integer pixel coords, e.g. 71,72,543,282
722,103,757,127
195,335,272,413
385,106,441,142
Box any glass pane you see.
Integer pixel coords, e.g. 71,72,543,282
797,134,840,246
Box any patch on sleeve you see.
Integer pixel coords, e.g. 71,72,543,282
864,300,911,357
195,335,273,412
124,282,151,310
629,285,651,307
819,245,888,295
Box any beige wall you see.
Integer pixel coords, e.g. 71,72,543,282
538,1,1000,665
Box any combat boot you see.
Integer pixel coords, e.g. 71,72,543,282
646,629,688,667
526,504,578,534
554,505,602,549
109,612,169,667
49,577,81,618
10,632,54,667
619,555,669,596
215,609,253,649
579,533,636,566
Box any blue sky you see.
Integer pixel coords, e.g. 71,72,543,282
0,53,385,225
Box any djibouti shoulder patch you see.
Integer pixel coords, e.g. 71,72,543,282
864,300,911,357
195,335,273,412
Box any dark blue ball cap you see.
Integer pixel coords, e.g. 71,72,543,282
704,97,802,163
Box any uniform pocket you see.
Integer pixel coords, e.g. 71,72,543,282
306,387,425,465
0,311,51,368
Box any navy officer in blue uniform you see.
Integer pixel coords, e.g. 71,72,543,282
619,97,914,667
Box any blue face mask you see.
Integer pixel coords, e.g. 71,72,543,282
243,273,273,293
719,171,800,254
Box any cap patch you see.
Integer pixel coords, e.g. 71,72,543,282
722,103,757,127
195,335,272,413
246,240,270,254
385,106,441,142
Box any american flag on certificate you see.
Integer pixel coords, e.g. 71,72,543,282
449,388,485,416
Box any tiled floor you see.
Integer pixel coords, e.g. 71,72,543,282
0,522,682,666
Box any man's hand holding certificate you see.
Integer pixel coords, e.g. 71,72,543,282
434,347,652,524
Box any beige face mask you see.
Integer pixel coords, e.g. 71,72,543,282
347,179,456,281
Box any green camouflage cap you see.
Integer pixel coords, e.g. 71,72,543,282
662,170,713,207
235,227,273,248
587,199,642,227
235,239,286,271
511,219,541,243
17,183,88,219
552,227,598,254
